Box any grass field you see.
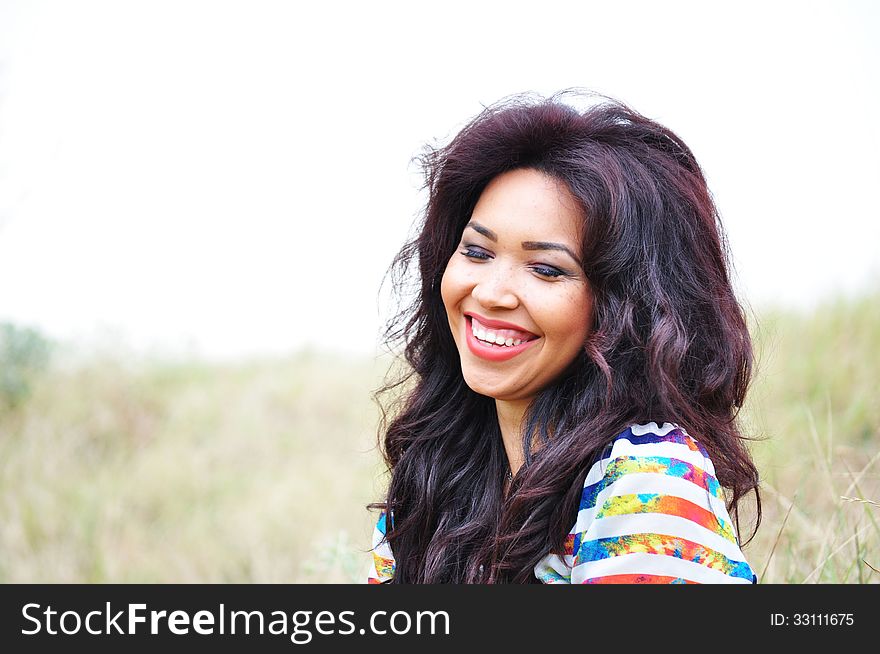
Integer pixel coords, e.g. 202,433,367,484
0,289,877,583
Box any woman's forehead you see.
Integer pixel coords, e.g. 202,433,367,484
469,169,583,246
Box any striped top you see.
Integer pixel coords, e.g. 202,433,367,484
368,422,756,584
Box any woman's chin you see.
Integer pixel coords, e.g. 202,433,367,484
461,376,503,400
461,372,529,403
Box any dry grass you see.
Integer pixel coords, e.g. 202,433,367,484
739,290,880,582
0,350,389,582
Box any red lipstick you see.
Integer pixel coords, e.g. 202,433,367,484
463,312,536,334
464,315,539,362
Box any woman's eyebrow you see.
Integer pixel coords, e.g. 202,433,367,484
465,221,497,241
521,241,581,265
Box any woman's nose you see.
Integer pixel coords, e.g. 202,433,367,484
471,267,519,310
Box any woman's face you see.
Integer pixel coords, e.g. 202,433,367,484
440,168,594,403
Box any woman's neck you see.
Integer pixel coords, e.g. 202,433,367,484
495,398,531,477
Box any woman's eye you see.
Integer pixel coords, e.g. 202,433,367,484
460,246,491,260
531,265,565,278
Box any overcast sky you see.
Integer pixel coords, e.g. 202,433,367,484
0,0,878,360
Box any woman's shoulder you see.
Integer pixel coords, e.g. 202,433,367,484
603,421,714,465
535,421,756,584
590,421,721,491
580,421,728,522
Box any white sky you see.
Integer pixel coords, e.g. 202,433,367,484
0,0,878,360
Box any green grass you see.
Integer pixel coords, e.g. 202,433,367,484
0,289,877,583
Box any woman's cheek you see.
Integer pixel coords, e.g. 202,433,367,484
439,258,460,307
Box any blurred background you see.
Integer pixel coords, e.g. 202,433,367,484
0,0,877,582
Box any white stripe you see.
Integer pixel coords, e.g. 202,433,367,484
571,552,753,584
372,538,393,561
630,421,678,436
579,512,748,563
371,525,389,552
572,472,733,535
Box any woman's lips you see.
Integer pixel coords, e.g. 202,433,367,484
464,315,539,362
464,312,535,334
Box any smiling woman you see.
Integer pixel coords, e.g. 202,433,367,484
441,169,593,476
368,92,761,584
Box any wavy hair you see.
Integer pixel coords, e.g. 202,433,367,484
372,92,761,583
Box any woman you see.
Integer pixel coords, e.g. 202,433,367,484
368,92,761,584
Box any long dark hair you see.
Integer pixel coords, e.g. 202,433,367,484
372,91,761,583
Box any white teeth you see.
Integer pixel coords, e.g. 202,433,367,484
474,330,519,347
471,318,533,347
